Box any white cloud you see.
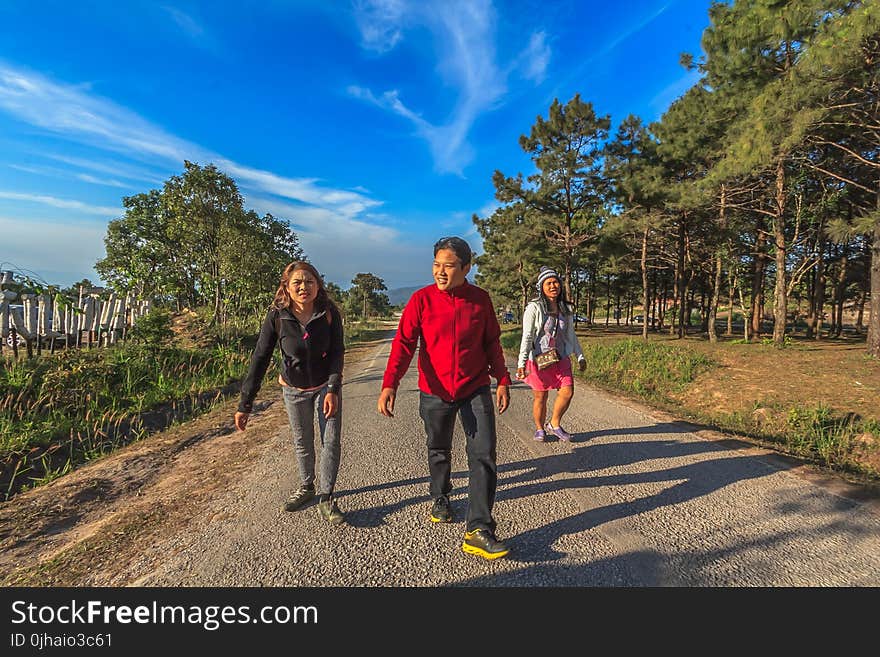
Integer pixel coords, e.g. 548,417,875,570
76,173,129,188
353,0,408,53
218,159,381,215
0,191,120,216
0,63,386,224
519,32,551,83
247,195,429,288
161,6,205,39
45,154,166,185
350,0,547,175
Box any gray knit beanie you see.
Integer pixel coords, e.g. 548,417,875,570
536,266,559,292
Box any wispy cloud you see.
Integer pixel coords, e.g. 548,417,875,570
353,0,407,53
45,154,166,185
0,62,384,223
0,63,198,163
162,6,205,38
517,32,551,83
8,160,142,189
159,6,220,53
547,3,672,104
76,173,129,188
0,191,120,216
247,195,429,287
350,0,549,175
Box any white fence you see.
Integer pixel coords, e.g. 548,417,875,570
0,288,151,354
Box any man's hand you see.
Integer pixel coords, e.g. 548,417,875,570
515,367,526,380
323,391,339,419
234,411,249,432
378,387,396,417
578,357,587,372
496,384,509,414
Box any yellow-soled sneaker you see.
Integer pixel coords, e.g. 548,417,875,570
462,529,509,560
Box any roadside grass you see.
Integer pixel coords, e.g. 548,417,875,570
0,313,398,500
343,319,396,347
502,327,880,483
0,342,253,499
502,329,714,403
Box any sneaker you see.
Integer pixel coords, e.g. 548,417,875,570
284,486,315,512
533,428,546,442
430,495,453,523
545,422,572,442
462,529,509,560
317,497,345,525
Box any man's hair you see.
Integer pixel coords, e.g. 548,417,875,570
433,236,472,266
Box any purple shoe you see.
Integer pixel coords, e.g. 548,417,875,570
533,429,546,442
545,423,571,442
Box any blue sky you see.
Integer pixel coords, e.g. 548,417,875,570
0,0,710,291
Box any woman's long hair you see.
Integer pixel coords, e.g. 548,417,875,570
272,261,338,316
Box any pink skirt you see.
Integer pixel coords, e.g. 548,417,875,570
523,356,574,391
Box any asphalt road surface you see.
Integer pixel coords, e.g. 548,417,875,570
135,337,880,587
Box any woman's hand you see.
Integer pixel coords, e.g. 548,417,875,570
323,391,339,418
516,367,526,380
234,411,249,431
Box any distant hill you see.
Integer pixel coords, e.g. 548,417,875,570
386,285,422,306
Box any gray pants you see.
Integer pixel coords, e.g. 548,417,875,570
281,385,342,496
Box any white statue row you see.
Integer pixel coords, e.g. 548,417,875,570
0,290,151,345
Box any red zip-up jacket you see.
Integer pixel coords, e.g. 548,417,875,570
382,281,512,402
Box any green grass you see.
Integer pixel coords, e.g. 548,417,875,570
716,403,880,476
0,342,252,499
504,329,715,403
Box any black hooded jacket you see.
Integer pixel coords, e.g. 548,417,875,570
238,304,344,413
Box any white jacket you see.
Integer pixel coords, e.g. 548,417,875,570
517,300,585,369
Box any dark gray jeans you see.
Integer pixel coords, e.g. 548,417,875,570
418,385,497,533
281,384,342,497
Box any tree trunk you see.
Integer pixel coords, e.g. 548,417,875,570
641,226,649,340
869,210,880,357
672,219,685,337
604,273,611,327
772,158,788,347
807,217,826,339
726,266,734,336
856,289,866,334
751,217,767,338
709,187,726,343
834,246,848,338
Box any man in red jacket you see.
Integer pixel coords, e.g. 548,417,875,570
378,236,512,559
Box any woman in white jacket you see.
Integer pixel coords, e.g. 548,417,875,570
515,266,586,442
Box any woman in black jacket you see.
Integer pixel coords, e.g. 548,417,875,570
234,261,346,525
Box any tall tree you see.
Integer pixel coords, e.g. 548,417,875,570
163,161,244,325
604,114,666,339
349,273,387,319
492,94,610,300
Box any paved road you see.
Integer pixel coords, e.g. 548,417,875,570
137,337,880,586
